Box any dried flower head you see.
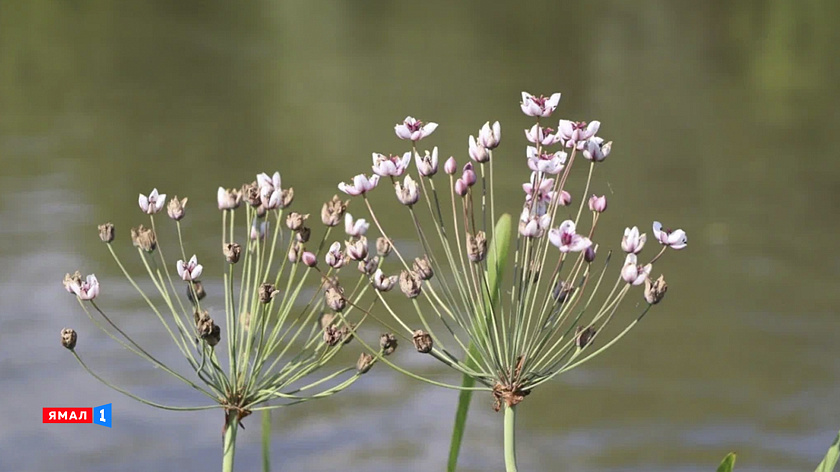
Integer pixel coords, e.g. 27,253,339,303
286,212,308,232
358,257,379,276
167,196,188,221
217,187,242,210
412,330,433,353
376,237,392,257
187,280,206,304
295,226,311,243
466,231,487,262
372,269,397,292
223,243,242,264
399,270,422,298
98,223,115,243
644,275,668,304
575,326,597,349
356,352,375,374
63,271,83,294
379,333,398,356
412,256,433,281
259,283,279,304
321,195,349,227
325,284,346,312
60,328,77,350
131,225,157,252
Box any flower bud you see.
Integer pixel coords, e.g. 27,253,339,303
588,195,607,213
259,283,279,304
461,163,477,186
399,270,422,298
552,280,575,305
356,352,375,374
218,187,242,210
223,243,242,264
60,328,77,350
444,156,457,175
321,195,348,227
454,179,468,196
286,212,308,231
376,237,392,257
575,326,596,349
131,225,157,252
412,255,433,280
584,245,596,263
558,190,572,207
187,280,206,304
412,329,433,353
467,231,487,262
167,196,188,220
302,251,317,267
379,333,398,356
644,274,667,304
288,241,302,262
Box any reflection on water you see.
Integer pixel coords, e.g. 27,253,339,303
2,1,840,471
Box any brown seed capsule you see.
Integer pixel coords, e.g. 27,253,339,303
295,226,311,243
131,225,157,252
644,275,667,305
98,223,115,243
259,283,279,304
321,195,349,227
167,196,188,221
205,324,221,347
325,285,346,312
575,326,596,349
376,237,392,257
358,256,379,276
552,280,575,305
187,280,206,303
356,352,374,374
412,330,433,353
323,324,342,346
338,324,355,345
63,271,83,294
467,231,487,262
60,328,77,350
379,333,398,356
399,270,422,298
242,181,261,207
279,187,294,209
286,212,308,231
412,255,433,280
223,242,242,264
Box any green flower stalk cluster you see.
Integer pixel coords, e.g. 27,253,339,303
62,176,388,471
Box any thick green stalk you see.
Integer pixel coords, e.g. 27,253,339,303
223,412,240,472
504,405,518,472
262,410,271,472
447,214,511,472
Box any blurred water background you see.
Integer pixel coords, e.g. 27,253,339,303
2,1,840,471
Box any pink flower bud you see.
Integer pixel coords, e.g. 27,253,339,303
588,195,607,213
444,157,457,175
302,251,317,267
454,179,468,196
558,190,572,206
461,163,477,186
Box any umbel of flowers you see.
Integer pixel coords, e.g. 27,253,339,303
62,176,393,471
337,95,687,471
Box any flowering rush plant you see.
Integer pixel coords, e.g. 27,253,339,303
336,93,687,471
62,175,389,471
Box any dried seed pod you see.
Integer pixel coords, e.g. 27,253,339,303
575,326,596,349
187,280,207,303
376,237,392,257
412,255,433,280
205,324,221,346
259,283,279,304
279,188,294,209
358,256,379,276
131,225,157,252
286,212,308,231
295,226,311,243
412,330,433,353
321,195,349,227
379,333,398,356
644,275,667,304
399,270,422,298
356,352,374,374
63,271,83,294
242,181,261,207
60,328,77,350
167,196,188,221
223,243,242,264
325,285,346,312
323,324,342,346
98,223,115,243
467,231,487,262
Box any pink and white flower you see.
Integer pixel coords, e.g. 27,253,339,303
524,124,561,146
548,220,592,253
582,137,612,162
394,116,438,141
652,221,687,250
621,226,646,254
69,274,100,300
217,187,241,210
372,152,411,177
621,253,652,285
177,255,203,281
395,175,420,206
468,135,490,163
325,242,346,269
519,207,551,238
478,121,501,149
338,174,380,196
139,188,166,215
527,146,567,174
415,147,439,177
344,213,369,237
372,269,398,292
588,195,607,213
257,171,282,209
520,92,562,117
557,120,600,149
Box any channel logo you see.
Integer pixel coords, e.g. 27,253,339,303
43,403,112,427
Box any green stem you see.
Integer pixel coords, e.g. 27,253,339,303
223,411,240,472
262,410,271,472
504,405,518,472
447,348,478,472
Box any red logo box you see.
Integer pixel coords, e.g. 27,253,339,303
43,407,93,424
